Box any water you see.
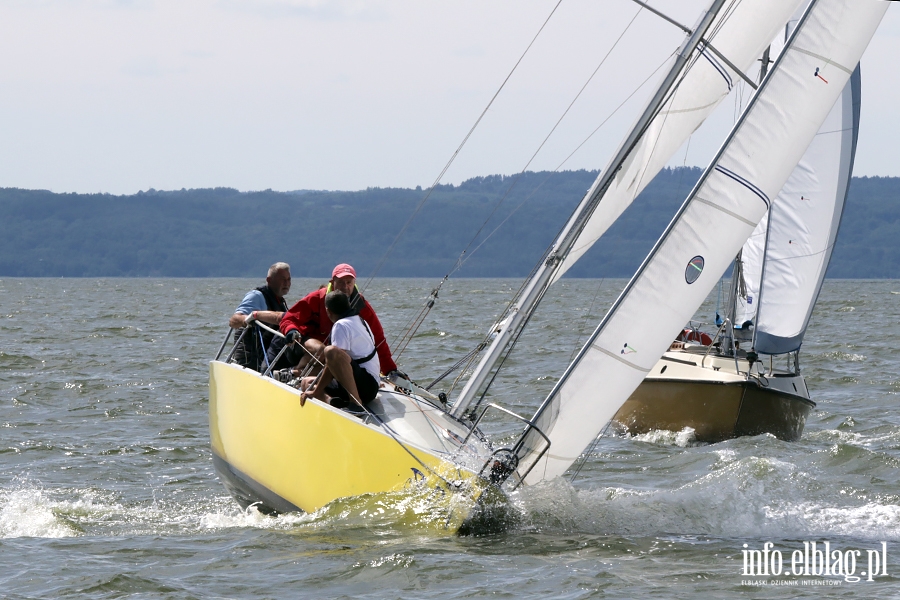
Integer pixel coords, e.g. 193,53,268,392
2,277,899,598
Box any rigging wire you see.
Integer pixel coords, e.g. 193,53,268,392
447,5,645,270
389,0,726,396
568,278,607,364
361,0,565,294
449,23,674,279
474,53,676,273
455,41,683,280
389,7,650,359
568,421,613,483
388,6,658,362
426,342,487,391
403,48,677,391
465,276,556,417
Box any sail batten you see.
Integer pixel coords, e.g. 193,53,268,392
514,0,888,486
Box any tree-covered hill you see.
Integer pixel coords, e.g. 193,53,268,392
0,168,896,278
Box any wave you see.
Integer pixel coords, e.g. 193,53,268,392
511,456,900,540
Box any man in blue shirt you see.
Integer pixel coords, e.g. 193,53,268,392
229,262,291,371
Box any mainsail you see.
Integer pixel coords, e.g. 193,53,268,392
451,0,806,417
740,67,861,354
513,0,888,486
550,0,807,283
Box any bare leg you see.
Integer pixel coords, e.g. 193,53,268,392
294,338,325,375
320,345,363,407
299,369,333,406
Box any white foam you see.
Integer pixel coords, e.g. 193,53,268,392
629,427,701,448
0,486,77,539
763,502,900,538
820,351,867,362
806,427,900,449
512,456,900,540
199,503,314,531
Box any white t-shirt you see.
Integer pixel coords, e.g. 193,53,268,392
330,315,381,382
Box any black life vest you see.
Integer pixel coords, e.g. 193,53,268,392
235,285,287,371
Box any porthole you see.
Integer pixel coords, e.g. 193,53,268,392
685,256,704,284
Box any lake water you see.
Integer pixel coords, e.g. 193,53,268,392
1,277,899,598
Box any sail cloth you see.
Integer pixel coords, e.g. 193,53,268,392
747,67,861,354
516,0,888,486
550,0,807,284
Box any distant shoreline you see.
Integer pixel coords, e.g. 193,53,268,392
2,169,898,278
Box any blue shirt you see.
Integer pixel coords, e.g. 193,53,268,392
235,290,269,316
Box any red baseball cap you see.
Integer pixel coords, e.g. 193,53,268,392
332,263,356,279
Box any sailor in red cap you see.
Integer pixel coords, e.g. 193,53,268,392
279,263,399,377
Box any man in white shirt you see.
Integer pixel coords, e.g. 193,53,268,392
300,290,381,410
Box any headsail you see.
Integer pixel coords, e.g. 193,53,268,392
513,0,888,486
550,0,807,283
451,0,804,417
450,0,732,418
744,67,861,354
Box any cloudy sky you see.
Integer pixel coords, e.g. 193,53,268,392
1,0,896,195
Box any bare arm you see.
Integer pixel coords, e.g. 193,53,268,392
229,311,285,329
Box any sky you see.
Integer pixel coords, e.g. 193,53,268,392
1,0,897,195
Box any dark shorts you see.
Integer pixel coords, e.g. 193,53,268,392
264,334,297,371
326,359,380,410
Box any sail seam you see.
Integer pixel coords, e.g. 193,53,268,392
762,246,832,262
791,47,853,75
698,42,733,90
694,196,758,227
814,126,852,136
662,98,721,115
714,165,770,208
591,345,652,373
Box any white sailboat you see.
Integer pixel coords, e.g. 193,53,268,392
614,30,862,443
208,0,888,529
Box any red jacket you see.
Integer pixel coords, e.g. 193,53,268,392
280,286,398,373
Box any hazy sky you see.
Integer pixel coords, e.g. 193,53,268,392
1,0,896,194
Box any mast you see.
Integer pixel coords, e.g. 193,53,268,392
510,0,887,485
449,0,729,418
725,44,773,352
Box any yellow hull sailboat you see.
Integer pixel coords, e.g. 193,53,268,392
208,0,887,534
209,361,503,531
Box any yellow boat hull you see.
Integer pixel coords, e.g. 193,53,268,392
209,361,490,531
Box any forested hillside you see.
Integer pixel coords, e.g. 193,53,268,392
0,168,896,278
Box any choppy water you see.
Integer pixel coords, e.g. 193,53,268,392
2,277,899,598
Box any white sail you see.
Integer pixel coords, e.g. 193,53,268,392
550,0,807,284
516,0,888,486
451,0,733,417
733,218,766,328
452,0,807,417
750,67,860,354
